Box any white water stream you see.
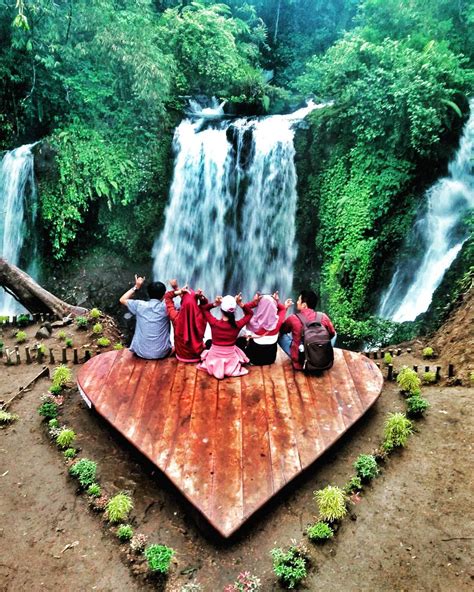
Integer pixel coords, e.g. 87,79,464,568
379,102,474,322
153,100,326,299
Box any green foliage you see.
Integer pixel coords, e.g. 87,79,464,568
92,323,103,335
15,330,27,343
113,343,124,350
314,485,347,522
49,384,63,395
353,454,379,481
87,483,102,498
397,366,422,395
57,330,67,340
16,313,30,327
106,492,133,524
63,447,77,460
0,340,3,349
117,524,134,542
75,316,88,330
0,410,19,424
384,352,392,365
422,371,437,384
65,338,73,348
37,344,46,356
48,418,59,429
422,347,434,359
382,413,413,452
56,428,76,449
343,475,363,495
97,337,111,348
89,308,102,319
406,394,430,417
144,544,175,574
69,458,97,487
307,521,334,543
52,365,72,388
271,543,309,589
38,400,58,420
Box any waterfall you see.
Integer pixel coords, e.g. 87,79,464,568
0,144,38,314
379,101,474,322
153,100,324,299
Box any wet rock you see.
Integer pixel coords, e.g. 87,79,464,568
35,326,51,339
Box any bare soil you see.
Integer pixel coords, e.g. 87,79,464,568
0,317,473,592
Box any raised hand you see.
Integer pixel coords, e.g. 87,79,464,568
235,292,243,306
169,278,179,290
284,298,293,309
214,295,223,306
134,274,145,289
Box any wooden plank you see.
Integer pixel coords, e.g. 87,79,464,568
327,349,364,426
240,367,273,520
342,350,383,407
97,351,137,423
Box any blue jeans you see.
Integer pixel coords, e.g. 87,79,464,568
278,332,337,358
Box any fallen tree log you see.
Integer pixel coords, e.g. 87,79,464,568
0,258,87,317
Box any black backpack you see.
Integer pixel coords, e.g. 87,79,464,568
296,312,334,372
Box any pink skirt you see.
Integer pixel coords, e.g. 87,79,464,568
198,344,249,379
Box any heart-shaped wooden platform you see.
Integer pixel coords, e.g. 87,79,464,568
77,348,383,537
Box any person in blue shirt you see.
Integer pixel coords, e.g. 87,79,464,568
119,275,171,360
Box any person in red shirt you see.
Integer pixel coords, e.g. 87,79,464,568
198,292,255,379
164,280,207,363
279,289,336,370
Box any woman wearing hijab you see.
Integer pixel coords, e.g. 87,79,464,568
242,292,292,365
197,292,255,379
164,280,207,363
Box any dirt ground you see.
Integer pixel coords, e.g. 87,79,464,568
0,320,473,592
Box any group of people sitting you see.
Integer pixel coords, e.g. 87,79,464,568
119,276,336,380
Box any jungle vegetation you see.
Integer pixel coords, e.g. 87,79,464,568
0,0,472,344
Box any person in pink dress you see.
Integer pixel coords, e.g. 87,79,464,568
198,292,256,379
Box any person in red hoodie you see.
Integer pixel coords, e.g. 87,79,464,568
164,280,207,363
198,292,255,379
279,289,336,370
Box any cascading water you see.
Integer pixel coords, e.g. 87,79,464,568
0,144,38,314
379,101,474,322
153,100,325,299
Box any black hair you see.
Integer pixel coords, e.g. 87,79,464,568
222,310,238,328
147,281,166,300
299,289,317,310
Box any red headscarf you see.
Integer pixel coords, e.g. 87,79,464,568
175,290,207,355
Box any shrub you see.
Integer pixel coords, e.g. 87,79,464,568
130,533,148,554
422,371,436,384
382,413,413,452
69,458,97,487
63,447,77,459
97,337,111,347
113,343,124,350
56,428,76,449
0,410,19,424
0,340,3,350
353,454,379,481
92,323,103,335
38,400,59,420
15,330,27,343
89,308,102,319
117,524,134,541
57,330,67,340
224,571,262,591
48,418,60,429
37,344,46,356
383,352,392,365
52,365,72,388
106,492,133,523
65,338,73,348
87,483,102,497
144,544,175,574
422,347,434,359
271,543,308,589
75,316,88,329
406,395,430,417
49,384,63,395
307,521,334,543
314,485,347,522
16,314,30,327
396,366,421,395
343,475,363,494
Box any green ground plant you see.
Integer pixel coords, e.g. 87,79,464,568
49,384,63,395
16,314,30,327
422,371,437,384
63,447,77,459
314,485,347,522
106,492,133,523
57,330,67,340
422,347,434,359
15,330,27,343
37,344,46,356
382,413,413,452
343,475,363,495
0,340,3,350
92,323,103,335
97,337,111,347
406,394,430,417
56,428,76,449
117,524,134,541
89,308,102,319
383,352,392,364
0,410,19,423
271,543,309,589
69,458,97,487
87,483,102,498
75,316,88,329
396,366,421,395
52,365,72,388
38,399,59,420
113,343,124,350
307,521,334,543
144,544,175,574
65,338,73,348
48,418,60,429
353,454,379,481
